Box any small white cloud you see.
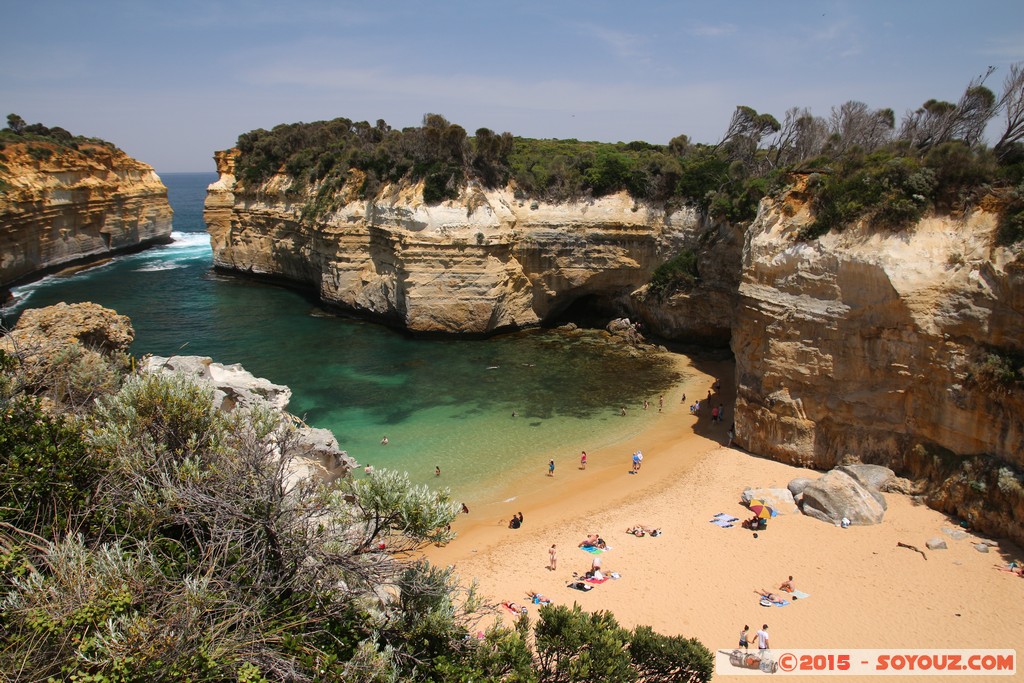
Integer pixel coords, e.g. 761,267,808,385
575,22,649,62
688,23,738,38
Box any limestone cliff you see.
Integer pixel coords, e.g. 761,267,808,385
0,140,172,291
206,149,730,336
733,182,1024,543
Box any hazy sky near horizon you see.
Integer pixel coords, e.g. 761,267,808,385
3,1,1023,173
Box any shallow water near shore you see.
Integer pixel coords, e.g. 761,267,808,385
3,172,689,505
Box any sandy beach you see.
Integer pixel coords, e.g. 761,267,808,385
425,354,1024,680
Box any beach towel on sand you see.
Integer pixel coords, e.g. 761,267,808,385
789,590,810,600
759,597,790,607
584,576,609,585
580,545,610,554
710,513,739,528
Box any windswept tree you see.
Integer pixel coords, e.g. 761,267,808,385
827,101,895,155
995,61,1024,158
715,105,781,170
899,70,998,150
770,107,829,167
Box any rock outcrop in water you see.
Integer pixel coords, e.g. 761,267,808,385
0,140,172,295
205,149,733,336
733,182,1024,544
143,354,356,482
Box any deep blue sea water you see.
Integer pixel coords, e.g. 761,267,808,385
4,173,689,505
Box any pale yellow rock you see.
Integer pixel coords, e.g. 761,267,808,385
205,150,710,335
0,141,172,287
733,186,1024,543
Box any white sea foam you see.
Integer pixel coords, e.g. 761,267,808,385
134,263,184,272
169,231,211,249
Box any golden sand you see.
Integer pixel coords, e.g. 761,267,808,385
425,354,1024,681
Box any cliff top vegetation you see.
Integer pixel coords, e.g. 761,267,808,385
230,63,1024,245
0,305,713,682
0,113,122,181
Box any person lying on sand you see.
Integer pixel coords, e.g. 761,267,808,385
626,525,662,537
503,601,528,615
995,563,1024,576
756,589,780,602
527,591,552,605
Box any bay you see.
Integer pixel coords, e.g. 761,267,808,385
3,173,685,505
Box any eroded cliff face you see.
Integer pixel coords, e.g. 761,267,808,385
733,184,1024,542
0,141,172,289
206,150,731,336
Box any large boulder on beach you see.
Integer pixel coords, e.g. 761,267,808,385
837,464,894,508
740,487,799,514
787,478,814,498
799,470,887,525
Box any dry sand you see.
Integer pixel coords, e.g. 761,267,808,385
425,354,1024,680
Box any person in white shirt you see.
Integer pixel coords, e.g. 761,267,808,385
756,624,770,653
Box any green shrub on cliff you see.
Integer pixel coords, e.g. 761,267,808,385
2,113,119,154
649,250,699,296
970,349,1024,394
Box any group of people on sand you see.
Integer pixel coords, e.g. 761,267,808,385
626,524,661,537
754,576,796,605
631,450,643,473
578,534,607,549
738,624,770,654
508,511,525,529
737,577,791,654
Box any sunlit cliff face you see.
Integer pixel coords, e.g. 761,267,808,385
0,142,173,288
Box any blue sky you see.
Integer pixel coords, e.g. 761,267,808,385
2,1,1023,173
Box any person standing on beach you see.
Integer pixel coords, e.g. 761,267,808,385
756,624,770,654
681,392,686,404
580,451,588,470
739,625,750,650
549,544,557,571
548,459,555,476
727,423,735,447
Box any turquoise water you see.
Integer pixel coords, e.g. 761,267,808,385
3,173,686,505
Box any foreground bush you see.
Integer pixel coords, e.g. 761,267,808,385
0,325,712,681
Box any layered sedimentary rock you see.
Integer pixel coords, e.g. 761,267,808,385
0,141,172,290
206,150,731,336
733,184,1024,543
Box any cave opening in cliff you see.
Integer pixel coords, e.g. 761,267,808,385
546,293,626,330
